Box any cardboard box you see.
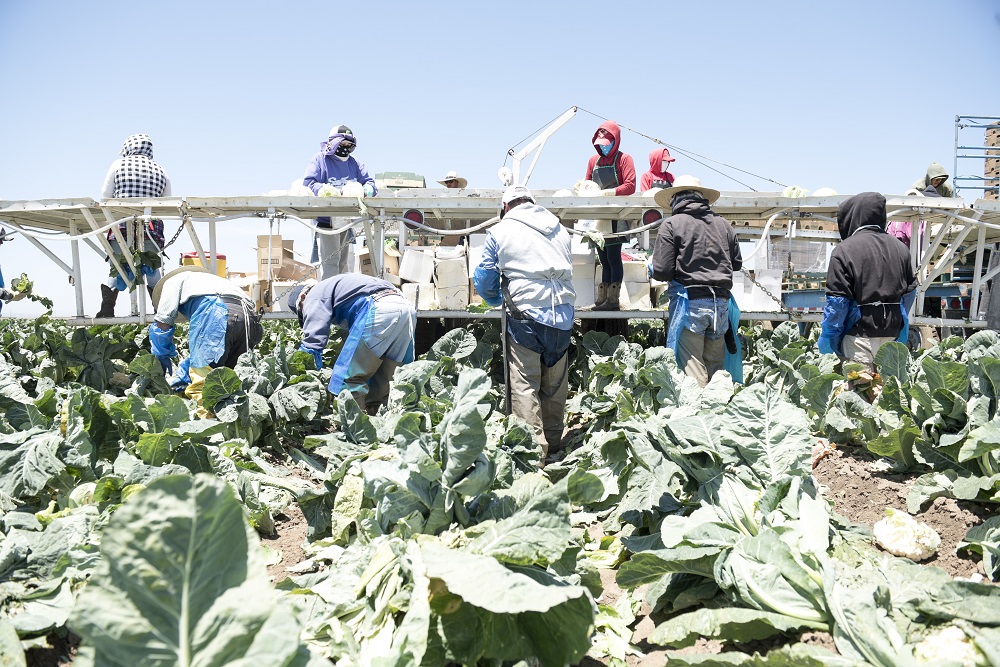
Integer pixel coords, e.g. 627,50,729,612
402,282,436,310
260,280,298,312
434,256,469,289
622,261,650,283
469,279,483,307
573,262,596,309
621,281,652,310
399,248,436,284
436,285,469,310
574,278,596,309
229,272,261,307
572,249,597,266
358,245,402,277
732,269,782,312
256,235,293,279
468,234,488,273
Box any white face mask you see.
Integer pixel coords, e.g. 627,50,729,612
662,160,671,173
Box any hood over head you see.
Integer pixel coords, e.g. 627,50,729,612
503,202,562,236
120,134,154,159
592,120,622,158
646,147,675,180
925,162,949,182
321,124,357,156
836,191,887,240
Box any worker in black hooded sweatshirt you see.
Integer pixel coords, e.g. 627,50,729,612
818,192,917,371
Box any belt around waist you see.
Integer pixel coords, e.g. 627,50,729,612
686,286,731,300
219,294,255,309
371,288,402,301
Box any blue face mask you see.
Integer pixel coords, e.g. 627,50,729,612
599,142,614,157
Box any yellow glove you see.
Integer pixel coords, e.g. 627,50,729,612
600,188,617,197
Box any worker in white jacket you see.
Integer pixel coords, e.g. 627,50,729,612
150,266,262,415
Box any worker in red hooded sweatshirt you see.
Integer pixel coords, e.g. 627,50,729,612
640,147,677,192
585,121,636,311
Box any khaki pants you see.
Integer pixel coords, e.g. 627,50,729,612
677,328,726,387
507,337,568,458
316,226,352,280
843,335,896,373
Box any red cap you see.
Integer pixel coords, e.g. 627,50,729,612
594,137,612,147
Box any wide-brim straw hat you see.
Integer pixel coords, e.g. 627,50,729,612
437,171,468,188
152,265,211,309
653,175,721,208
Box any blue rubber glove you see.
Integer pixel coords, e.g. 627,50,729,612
156,354,173,374
149,323,177,358
818,295,853,356
300,344,324,370
363,183,375,198
817,335,838,355
169,358,191,391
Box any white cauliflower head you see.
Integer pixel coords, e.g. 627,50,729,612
341,181,365,198
914,625,985,666
873,507,941,561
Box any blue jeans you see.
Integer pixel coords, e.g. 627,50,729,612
669,297,730,340
507,317,572,368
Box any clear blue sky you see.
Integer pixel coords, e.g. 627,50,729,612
1,0,998,317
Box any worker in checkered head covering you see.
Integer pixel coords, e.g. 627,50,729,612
96,134,174,318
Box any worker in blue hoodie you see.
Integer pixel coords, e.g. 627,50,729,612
302,124,377,280
287,274,415,415
819,192,917,371
473,185,575,460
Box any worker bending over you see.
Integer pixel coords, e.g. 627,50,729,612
819,192,917,371
473,185,575,461
150,266,263,415
288,275,416,415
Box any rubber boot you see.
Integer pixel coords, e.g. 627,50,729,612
96,285,118,318
147,285,155,300
588,283,608,311
595,282,621,311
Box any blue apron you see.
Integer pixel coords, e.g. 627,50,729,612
666,282,743,384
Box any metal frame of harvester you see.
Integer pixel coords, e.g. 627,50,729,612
0,191,999,329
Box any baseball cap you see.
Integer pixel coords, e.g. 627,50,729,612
501,185,534,206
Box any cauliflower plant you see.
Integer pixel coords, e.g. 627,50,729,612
873,507,941,561
914,625,985,666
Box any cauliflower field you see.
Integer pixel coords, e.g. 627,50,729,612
0,317,998,667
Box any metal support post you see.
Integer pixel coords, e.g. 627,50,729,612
69,220,85,317
82,208,134,292
101,209,140,280
185,215,208,267
126,216,138,317
970,225,987,319
209,220,218,275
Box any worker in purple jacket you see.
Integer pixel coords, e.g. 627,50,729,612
302,124,377,280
